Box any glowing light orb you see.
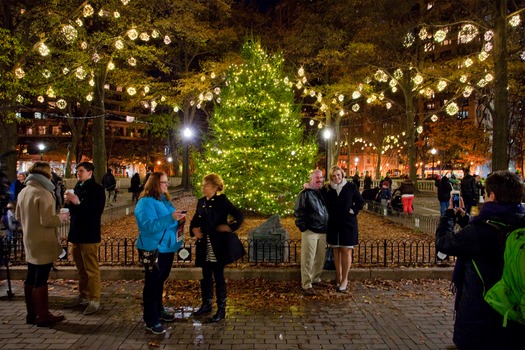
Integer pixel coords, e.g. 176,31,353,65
434,29,447,42
127,87,136,96
83,4,94,17
62,25,77,43
38,43,50,56
56,99,67,109
127,29,138,40
446,102,459,115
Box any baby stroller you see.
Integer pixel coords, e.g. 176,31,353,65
390,189,404,213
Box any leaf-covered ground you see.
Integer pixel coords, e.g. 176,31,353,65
102,195,428,241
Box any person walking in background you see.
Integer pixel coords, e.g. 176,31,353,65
379,181,392,211
322,166,364,292
363,171,372,190
398,175,415,214
436,175,453,216
101,168,117,206
435,170,525,349
190,173,244,322
135,172,185,334
16,162,70,327
352,171,360,189
10,172,26,201
294,169,329,295
63,162,105,315
129,173,142,202
3,201,20,258
460,168,477,214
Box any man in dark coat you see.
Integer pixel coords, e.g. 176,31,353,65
436,170,525,349
63,162,106,315
101,168,117,205
294,169,329,295
460,168,477,214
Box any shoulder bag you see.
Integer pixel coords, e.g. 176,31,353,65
138,229,167,272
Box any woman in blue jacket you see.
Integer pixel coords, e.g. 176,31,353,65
135,172,185,335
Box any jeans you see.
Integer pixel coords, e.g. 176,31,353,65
439,201,449,216
143,252,174,327
201,262,227,305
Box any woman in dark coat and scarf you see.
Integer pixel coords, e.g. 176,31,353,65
322,166,365,292
190,173,244,322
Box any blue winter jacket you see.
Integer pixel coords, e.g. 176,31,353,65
135,195,181,253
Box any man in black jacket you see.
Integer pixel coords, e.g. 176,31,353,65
294,169,329,295
460,168,477,214
436,170,525,349
63,162,106,315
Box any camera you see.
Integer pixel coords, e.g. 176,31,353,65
451,190,460,208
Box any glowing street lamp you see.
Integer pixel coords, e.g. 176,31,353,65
182,127,193,190
38,143,45,160
323,128,332,180
430,148,437,178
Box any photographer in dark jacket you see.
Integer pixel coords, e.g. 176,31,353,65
436,170,525,349
294,169,329,295
63,162,106,315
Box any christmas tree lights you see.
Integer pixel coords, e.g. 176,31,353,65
194,40,318,216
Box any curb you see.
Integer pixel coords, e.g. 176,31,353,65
1,266,453,281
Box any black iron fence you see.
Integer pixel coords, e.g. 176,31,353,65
1,235,449,268
1,194,451,269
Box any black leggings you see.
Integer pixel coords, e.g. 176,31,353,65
25,263,53,287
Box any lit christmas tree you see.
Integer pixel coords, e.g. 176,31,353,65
195,39,318,216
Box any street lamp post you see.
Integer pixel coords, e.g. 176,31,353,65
431,148,437,178
323,128,332,180
182,127,193,190
38,143,45,160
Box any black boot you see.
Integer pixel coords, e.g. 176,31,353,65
210,299,226,322
193,300,213,316
24,284,36,325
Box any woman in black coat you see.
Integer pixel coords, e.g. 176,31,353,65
322,166,365,292
189,173,244,322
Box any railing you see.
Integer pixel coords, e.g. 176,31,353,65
1,235,449,268
370,179,436,192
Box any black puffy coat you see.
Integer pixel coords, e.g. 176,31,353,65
294,188,328,233
322,181,364,246
436,176,453,202
436,203,525,349
189,193,244,267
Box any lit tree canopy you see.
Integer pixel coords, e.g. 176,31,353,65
194,39,318,215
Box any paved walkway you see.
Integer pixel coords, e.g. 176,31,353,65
0,278,456,350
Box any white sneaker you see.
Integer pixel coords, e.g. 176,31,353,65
64,296,88,308
83,301,100,315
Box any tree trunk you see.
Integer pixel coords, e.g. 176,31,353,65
0,120,18,180
491,0,509,171
92,70,107,183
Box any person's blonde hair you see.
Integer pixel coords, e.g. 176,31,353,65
28,161,52,179
139,172,170,201
203,173,224,193
327,165,345,185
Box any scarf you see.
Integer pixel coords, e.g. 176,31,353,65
330,177,347,195
26,173,55,192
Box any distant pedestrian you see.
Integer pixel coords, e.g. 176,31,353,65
460,168,477,214
397,175,415,214
294,169,329,295
383,172,392,188
190,173,244,322
129,173,142,202
63,162,106,315
101,168,117,205
10,172,26,201
352,171,360,189
363,171,372,190
380,181,392,210
436,175,453,216
135,172,185,334
16,162,70,327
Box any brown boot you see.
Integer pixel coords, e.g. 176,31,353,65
32,285,65,327
24,284,36,325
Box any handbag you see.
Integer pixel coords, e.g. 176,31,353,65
137,229,167,272
323,246,336,270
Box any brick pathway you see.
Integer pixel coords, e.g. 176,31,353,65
0,279,456,350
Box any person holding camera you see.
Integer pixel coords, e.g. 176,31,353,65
16,162,70,327
435,170,525,349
